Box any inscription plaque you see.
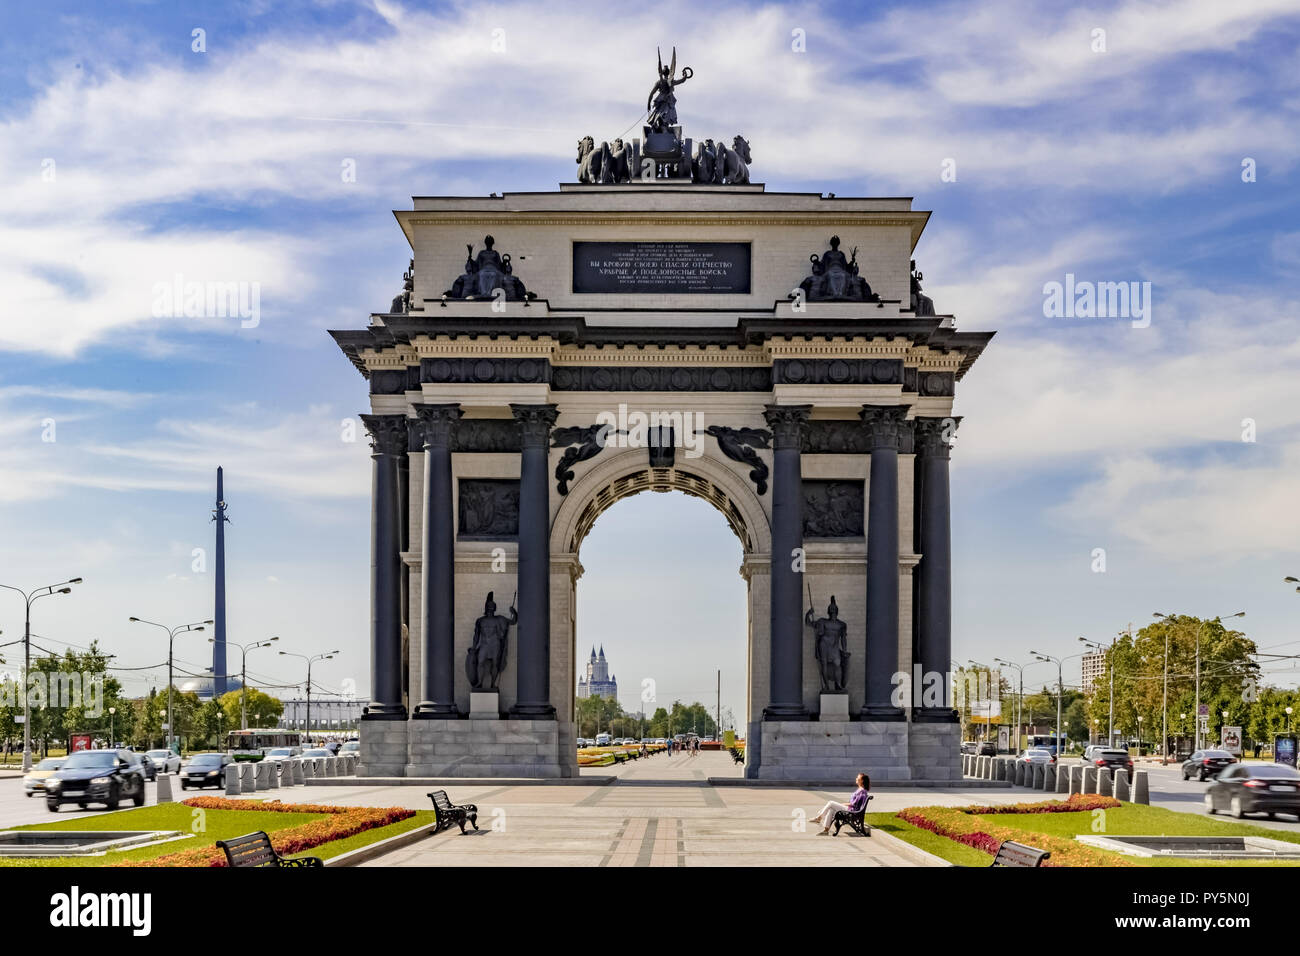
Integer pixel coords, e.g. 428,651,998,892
572,241,751,294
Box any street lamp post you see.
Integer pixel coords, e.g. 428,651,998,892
280,650,337,743
1287,706,1293,734
1155,611,1245,751
1031,651,1064,758
968,659,991,741
129,616,212,754
108,707,116,746
212,637,278,729
993,657,1025,753
0,578,82,770
1137,715,1144,757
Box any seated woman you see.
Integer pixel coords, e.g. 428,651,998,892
811,772,870,835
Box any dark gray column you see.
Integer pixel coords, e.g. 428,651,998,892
361,413,408,720
914,416,960,722
860,405,909,720
510,403,558,718
414,404,462,717
762,404,811,720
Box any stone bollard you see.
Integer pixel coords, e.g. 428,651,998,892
268,761,281,789
1056,761,1070,793
239,762,256,794
1132,770,1150,805
980,756,990,779
254,760,271,791
225,765,241,796
1012,760,1024,786
1069,764,1083,795
302,758,316,780
1029,763,1041,788
291,759,304,785
346,754,357,774
1043,763,1056,791
964,755,972,776
1113,768,1130,801
1097,767,1112,796
1082,765,1097,794
156,772,173,804
994,757,1005,781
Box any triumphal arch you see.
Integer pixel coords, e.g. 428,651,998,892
332,54,993,781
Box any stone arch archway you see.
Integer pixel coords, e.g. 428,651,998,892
550,448,773,758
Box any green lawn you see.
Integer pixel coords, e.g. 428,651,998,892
0,802,437,867
879,803,1300,867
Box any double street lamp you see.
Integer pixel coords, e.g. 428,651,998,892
280,650,337,741
211,636,278,729
992,657,1025,753
1153,610,1244,750
129,616,212,753
1029,651,1063,757
1,578,83,771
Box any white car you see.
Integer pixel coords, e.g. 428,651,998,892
262,747,301,767
1017,748,1056,765
145,749,182,774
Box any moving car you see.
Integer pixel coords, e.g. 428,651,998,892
137,753,158,782
300,748,335,760
1017,748,1056,765
595,733,611,747
339,741,360,759
146,749,182,774
977,741,998,756
262,747,301,768
1205,763,1300,819
45,749,147,811
23,757,63,797
961,741,978,754
181,752,232,790
1182,749,1236,781
1090,749,1135,774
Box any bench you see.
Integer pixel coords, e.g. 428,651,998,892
831,794,873,837
427,789,479,834
215,830,322,868
991,840,1050,867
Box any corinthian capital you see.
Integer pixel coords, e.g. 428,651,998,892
414,403,463,449
762,404,812,450
915,416,961,459
859,405,911,451
360,413,409,457
510,403,559,449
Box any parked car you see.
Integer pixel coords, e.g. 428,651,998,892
1090,749,1135,774
960,741,978,754
1206,763,1300,819
262,747,301,768
145,749,182,774
977,741,997,756
322,741,342,755
339,741,360,759
1182,749,1236,781
45,749,147,811
1017,748,1056,765
23,757,64,797
181,752,232,790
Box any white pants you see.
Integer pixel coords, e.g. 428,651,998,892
813,800,849,828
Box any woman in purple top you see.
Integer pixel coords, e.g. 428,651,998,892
811,772,870,835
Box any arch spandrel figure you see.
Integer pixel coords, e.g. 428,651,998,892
805,594,850,694
466,591,518,692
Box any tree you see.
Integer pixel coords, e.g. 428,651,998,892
218,688,284,731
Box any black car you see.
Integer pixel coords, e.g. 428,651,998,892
1182,749,1236,781
1091,749,1135,774
180,752,232,789
977,741,998,757
45,749,147,811
1206,763,1300,819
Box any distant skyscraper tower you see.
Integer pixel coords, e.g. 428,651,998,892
212,467,229,698
577,645,618,700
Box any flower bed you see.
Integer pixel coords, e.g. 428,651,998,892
115,798,416,867
898,795,1131,867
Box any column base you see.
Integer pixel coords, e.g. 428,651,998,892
412,701,460,718
912,707,959,724
361,705,407,721
762,704,810,721
857,705,905,722
509,702,556,719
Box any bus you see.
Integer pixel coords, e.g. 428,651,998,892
225,729,303,762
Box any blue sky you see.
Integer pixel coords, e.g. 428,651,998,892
1,0,1298,716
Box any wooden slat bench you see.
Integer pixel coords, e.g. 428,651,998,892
991,840,1050,867
832,794,873,837
216,830,322,868
427,789,479,834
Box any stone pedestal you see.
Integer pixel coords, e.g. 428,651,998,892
401,718,576,778
909,722,961,782
818,694,849,722
470,691,502,721
359,717,409,776
756,720,910,782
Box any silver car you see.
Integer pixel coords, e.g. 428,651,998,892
146,749,182,774
1017,748,1056,765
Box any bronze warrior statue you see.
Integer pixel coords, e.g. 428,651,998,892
805,594,850,694
465,590,517,692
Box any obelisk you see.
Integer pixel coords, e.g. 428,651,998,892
212,467,229,698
